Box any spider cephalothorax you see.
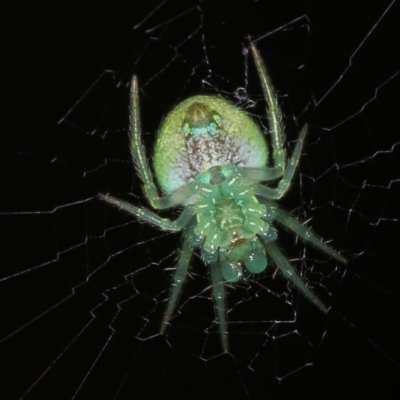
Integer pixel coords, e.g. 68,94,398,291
192,165,276,281
100,43,346,351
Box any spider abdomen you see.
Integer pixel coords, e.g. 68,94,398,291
154,96,268,195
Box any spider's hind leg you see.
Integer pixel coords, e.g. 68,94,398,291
211,261,229,352
160,231,193,334
263,242,328,313
272,205,347,264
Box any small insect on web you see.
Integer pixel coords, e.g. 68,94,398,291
99,43,347,352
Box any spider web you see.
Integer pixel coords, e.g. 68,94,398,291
2,1,399,399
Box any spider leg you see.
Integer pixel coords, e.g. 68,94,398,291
211,261,229,352
129,76,158,205
272,205,347,264
251,43,286,176
129,76,197,209
253,124,308,199
275,124,308,197
160,231,193,334
239,166,283,182
99,194,194,231
251,44,310,198
263,242,328,313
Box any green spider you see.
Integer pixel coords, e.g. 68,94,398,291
100,43,346,352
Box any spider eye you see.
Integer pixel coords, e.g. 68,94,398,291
244,249,267,274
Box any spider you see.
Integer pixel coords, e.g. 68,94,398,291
100,43,346,352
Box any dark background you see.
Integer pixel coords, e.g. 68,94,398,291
1,1,399,399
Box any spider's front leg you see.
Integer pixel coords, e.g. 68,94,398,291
254,124,308,200
251,43,308,199
211,261,229,352
160,229,193,335
128,76,160,208
251,43,286,176
129,76,195,210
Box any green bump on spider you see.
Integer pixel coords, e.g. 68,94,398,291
221,259,243,282
245,248,268,273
